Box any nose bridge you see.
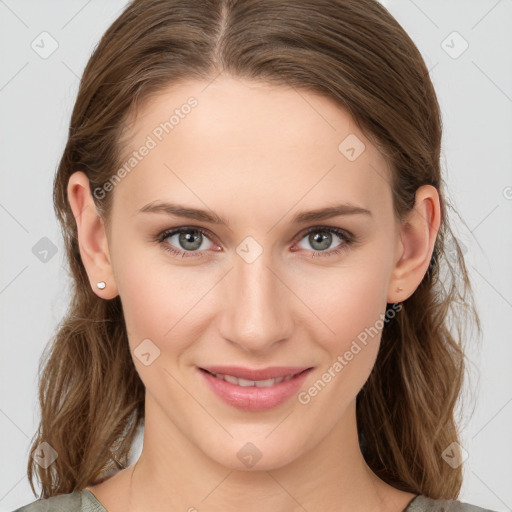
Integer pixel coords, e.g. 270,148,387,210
220,240,292,351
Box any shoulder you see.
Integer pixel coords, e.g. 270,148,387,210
406,494,499,512
11,489,106,512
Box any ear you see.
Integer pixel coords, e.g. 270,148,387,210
387,184,441,303
67,171,119,299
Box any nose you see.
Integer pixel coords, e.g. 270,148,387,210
218,247,294,354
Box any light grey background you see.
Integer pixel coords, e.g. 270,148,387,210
1,0,511,510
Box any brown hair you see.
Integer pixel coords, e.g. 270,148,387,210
28,0,481,499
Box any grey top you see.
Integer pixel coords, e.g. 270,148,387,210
12,489,499,511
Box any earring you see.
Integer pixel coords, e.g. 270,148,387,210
396,286,403,292
96,281,106,290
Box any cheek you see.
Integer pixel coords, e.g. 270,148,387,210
298,286,386,413
114,247,210,356
113,244,172,342
302,260,390,386
308,265,388,344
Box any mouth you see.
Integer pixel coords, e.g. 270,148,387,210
199,367,311,387
197,366,314,411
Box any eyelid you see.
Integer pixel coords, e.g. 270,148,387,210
294,225,353,243
156,224,355,257
156,225,221,251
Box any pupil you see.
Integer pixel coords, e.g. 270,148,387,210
311,231,331,250
180,230,201,250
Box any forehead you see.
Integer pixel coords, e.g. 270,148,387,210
113,77,392,220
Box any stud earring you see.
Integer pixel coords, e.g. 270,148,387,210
396,286,403,292
96,281,106,290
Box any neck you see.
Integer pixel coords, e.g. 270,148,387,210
125,395,401,512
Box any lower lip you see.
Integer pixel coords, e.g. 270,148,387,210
198,367,313,411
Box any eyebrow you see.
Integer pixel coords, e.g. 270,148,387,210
137,201,372,226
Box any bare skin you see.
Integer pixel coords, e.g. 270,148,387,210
68,76,440,512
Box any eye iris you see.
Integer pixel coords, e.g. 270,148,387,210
179,230,202,250
167,228,341,254
310,231,331,251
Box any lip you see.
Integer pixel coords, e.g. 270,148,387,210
197,366,313,412
199,366,311,381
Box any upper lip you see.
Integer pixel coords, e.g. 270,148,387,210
199,366,312,381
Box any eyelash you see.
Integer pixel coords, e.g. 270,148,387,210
155,225,356,260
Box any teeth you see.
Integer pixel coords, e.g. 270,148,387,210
211,372,297,387
223,374,241,385
255,378,280,387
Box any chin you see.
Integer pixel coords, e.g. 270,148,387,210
201,435,305,472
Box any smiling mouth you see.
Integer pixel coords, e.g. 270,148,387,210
198,366,314,411
200,368,311,388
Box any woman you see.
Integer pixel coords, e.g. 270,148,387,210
14,0,496,511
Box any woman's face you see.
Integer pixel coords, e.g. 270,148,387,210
105,76,403,469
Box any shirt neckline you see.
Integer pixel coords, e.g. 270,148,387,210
402,494,422,511
83,488,109,511
83,487,423,512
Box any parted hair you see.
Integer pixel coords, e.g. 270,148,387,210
27,0,481,499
